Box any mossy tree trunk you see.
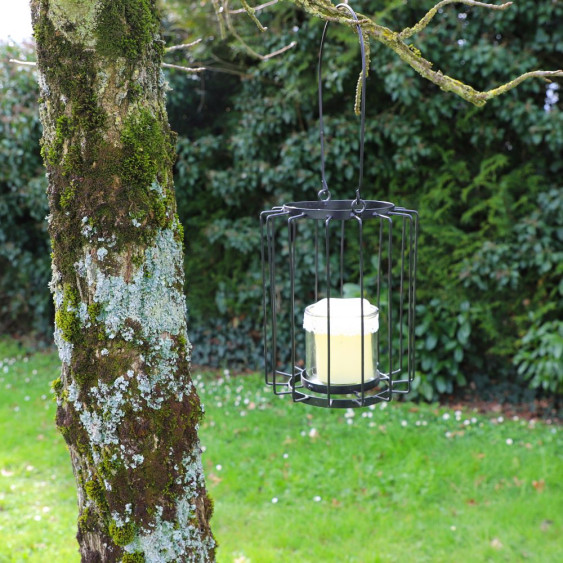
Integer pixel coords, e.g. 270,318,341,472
31,1,215,560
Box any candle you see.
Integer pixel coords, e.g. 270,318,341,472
303,297,379,385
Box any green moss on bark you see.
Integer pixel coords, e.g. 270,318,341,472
85,478,107,508
95,0,162,59
109,520,136,546
55,284,81,342
119,108,175,229
121,553,145,563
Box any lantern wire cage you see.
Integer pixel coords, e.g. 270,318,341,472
260,3,419,408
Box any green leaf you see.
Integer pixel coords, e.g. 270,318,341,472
457,323,471,346
425,333,438,351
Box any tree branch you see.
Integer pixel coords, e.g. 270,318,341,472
398,0,513,41
162,62,206,73
240,0,268,31
225,0,298,60
165,39,203,52
9,58,37,67
162,62,251,77
229,0,279,14
291,0,563,106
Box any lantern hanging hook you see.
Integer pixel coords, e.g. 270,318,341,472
318,2,367,208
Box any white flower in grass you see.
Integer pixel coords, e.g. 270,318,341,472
271,497,278,504
313,496,321,502
506,438,513,445
442,413,450,421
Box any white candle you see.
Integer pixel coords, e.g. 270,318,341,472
303,298,379,385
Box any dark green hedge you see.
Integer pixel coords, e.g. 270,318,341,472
1,0,561,397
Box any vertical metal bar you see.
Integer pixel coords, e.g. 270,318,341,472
395,208,418,384
399,209,419,383
406,214,413,384
289,216,296,401
340,220,345,297
398,215,406,372
410,211,419,382
260,212,269,385
389,210,415,391
288,214,304,401
376,218,383,368
386,216,393,393
264,210,290,391
354,214,365,405
315,220,319,301
267,215,278,390
325,216,332,406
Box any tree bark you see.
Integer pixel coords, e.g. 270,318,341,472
30,1,215,560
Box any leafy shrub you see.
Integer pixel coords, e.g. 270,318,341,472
170,0,563,396
0,43,51,337
1,1,562,398
515,319,563,394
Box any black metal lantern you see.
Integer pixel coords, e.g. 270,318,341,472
260,4,419,408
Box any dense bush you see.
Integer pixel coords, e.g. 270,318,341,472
0,43,51,337
0,0,561,398
168,0,563,398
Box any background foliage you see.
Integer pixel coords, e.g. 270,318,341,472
0,43,50,338
1,0,561,399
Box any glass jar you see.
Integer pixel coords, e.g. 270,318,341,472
303,297,379,386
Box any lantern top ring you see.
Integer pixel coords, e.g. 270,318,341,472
283,199,394,220
318,187,331,201
352,197,366,214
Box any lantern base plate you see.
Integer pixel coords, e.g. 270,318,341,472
301,370,380,394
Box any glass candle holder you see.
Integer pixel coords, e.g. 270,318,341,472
303,297,379,386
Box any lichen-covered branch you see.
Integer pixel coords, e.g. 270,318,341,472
225,0,297,60
398,0,513,41
240,0,268,32
165,38,203,52
162,62,206,73
229,0,279,14
290,0,563,106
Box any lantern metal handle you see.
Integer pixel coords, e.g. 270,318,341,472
318,2,367,210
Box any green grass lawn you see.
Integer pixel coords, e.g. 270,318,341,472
0,338,562,562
